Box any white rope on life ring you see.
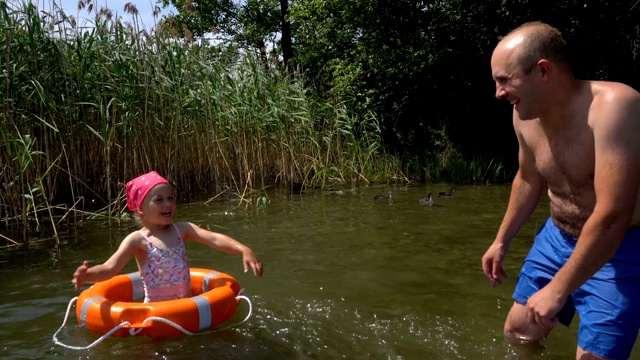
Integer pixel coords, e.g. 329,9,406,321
52,295,253,350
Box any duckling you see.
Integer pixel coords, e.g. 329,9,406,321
419,193,434,206
373,191,393,200
438,187,455,197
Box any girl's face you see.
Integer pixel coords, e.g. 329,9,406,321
138,183,175,225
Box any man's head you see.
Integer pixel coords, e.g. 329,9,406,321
500,22,568,75
491,22,571,120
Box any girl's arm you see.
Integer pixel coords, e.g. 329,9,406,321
72,232,142,289
180,222,263,277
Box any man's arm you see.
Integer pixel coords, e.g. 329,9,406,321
482,112,546,286
546,85,640,297
496,113,547,245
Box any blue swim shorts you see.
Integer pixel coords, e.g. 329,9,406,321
513,217,640,360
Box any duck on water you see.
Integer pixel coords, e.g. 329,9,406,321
438,188,455,197
373,191,393,200
419,193,434,206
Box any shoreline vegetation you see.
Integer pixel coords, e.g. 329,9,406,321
0,1,508,246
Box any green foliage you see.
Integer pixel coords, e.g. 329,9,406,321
159,0,241,38
405,125,511,184
159,0,281,54
288,0,639,168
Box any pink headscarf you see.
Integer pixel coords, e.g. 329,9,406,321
125,171,169,211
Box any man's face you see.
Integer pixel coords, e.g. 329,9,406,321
491,37,542,120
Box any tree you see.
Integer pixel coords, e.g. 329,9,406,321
159,0,292,65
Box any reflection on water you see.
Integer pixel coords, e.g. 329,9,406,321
0,184,637,359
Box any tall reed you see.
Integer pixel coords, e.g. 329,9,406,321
0,1,397,242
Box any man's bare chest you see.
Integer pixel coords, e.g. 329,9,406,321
529,131,595,189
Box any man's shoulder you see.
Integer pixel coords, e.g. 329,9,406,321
589,80,640,102
586,81,640,133
586,80,640,121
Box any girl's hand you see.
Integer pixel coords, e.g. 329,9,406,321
72,260,89,290
242,250,263,277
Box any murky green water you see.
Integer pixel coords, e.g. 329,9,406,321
1,184,639,359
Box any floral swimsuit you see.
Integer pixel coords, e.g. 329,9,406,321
139,224,191,302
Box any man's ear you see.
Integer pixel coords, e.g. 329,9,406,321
537,59,551,81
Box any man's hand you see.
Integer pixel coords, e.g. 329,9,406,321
482,242,509,287
526,284,564,326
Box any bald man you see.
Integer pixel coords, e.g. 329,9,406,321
482,21,640,359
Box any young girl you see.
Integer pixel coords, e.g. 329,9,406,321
72,171,263,303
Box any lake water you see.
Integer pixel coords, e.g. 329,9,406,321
1,184,639,359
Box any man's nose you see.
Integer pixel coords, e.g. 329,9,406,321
495,82,506,99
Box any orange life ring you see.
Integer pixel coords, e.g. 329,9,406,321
76,268,241,338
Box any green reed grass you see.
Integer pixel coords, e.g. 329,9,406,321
0,1,399,242
416,152,509,185
410,124,511,184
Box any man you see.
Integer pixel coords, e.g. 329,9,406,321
482,21,640,360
